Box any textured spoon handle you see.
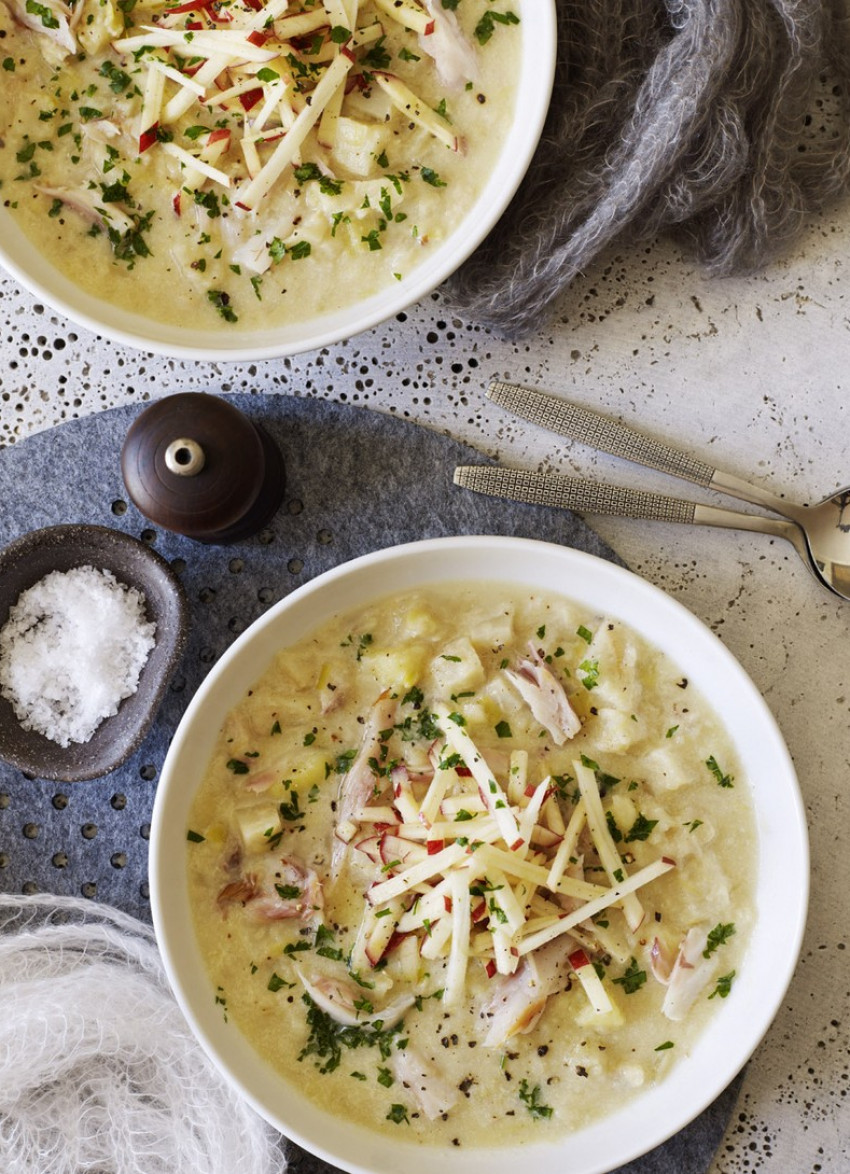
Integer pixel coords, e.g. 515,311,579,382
488,380,717,489
453,465,699,523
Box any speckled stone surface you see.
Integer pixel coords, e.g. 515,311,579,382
2,210,850,1173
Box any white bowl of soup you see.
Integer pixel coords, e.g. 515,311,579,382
0,0,553,360
150,535,808,1174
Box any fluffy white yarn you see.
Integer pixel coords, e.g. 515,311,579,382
0,893,289,1174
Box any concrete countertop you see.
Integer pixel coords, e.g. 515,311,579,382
2,204,849,1172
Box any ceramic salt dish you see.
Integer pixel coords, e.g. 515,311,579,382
0,524,188,782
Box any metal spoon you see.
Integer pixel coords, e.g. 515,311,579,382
456,380,850,600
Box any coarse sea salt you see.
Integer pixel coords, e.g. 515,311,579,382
0,565,157,748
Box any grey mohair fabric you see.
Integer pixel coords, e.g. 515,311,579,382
448,0,850,337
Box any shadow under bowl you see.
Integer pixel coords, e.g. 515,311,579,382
0,524,188,782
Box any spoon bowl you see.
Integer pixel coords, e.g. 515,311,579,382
780,490,850,598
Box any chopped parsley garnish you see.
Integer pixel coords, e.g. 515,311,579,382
292,162,343,196
579,754,620,793
186,829,205,843
612,958,647,995
214,986,228,1021
100,60,132,93
194,188,221,218
709,971,736,999
278,789,302,822
26,0,59,30
268,237,287,263
402,685,424,707
341,632,373,660
100,180,130,205
282,940,311,958
703,922,736,957
108,211,154,267
578,658,600,690
475,9,520,45
298,994,405,1074
334,748,357,773
605,810,622,843
363,38,392,70
706,755,734,788
316,941,345,962
207,289,238,323
624,813,658,842
421,167,446,187
518,1079,553,1119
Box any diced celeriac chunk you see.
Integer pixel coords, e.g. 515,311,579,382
360,643,425,690
234,801,281,852
591,707,643,753
641,743,698,791
330,116,390,177
75,0,123,53
430,636,486,695
469,608,514,650
585,623,643,713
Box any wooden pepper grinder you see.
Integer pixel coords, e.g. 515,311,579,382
120,394,286,543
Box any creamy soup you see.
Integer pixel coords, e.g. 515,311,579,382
0,0,520,329
186,583,755,1147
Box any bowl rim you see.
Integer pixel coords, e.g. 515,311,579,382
150,535,809,1174
0,3,557,361
0,523,188,781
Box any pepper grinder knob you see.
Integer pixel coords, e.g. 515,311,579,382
120,394,286,544
164,437,206,477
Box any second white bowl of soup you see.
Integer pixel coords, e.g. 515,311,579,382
0,1,553,359
150,536,808,1174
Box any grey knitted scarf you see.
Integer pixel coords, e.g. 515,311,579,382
448,0,850,337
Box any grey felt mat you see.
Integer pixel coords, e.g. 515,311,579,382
0,394,740,1174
